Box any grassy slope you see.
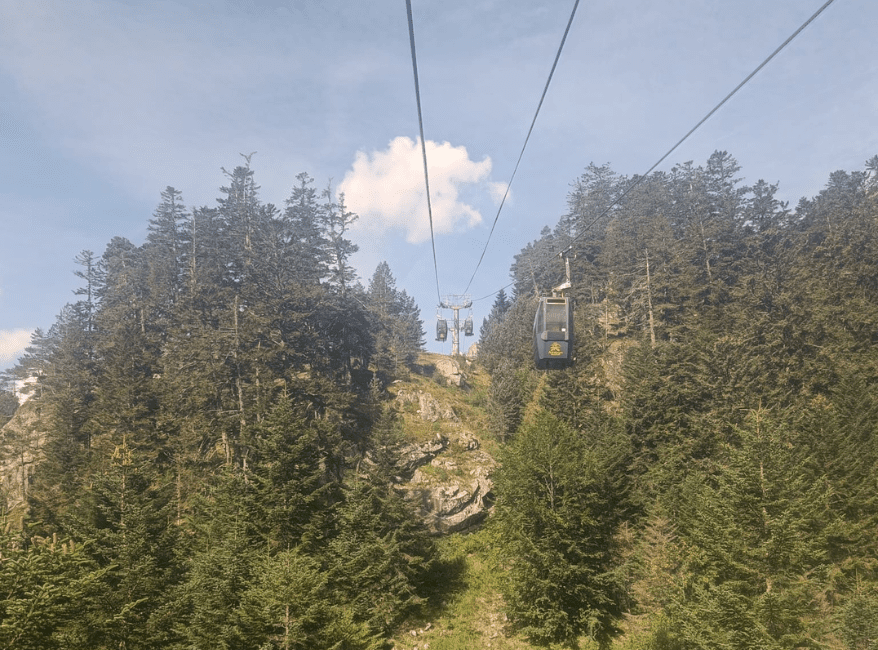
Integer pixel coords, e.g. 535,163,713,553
387,355,530,649
388,356,571,649
389,354,652,650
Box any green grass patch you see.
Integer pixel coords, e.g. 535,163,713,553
392,525,545,650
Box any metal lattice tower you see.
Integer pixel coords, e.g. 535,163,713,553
438,295,473,357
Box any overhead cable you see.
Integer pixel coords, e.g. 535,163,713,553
463,0,581,295
476,0,837,303
405,0,442,302
568,0,838,245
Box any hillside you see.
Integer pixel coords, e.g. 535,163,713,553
4,153,878,649
384,353,497,535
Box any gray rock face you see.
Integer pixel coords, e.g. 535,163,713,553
393,436,449,479
433,357,466,387
407,457,495,534
391,387,495,534
395,389,459,422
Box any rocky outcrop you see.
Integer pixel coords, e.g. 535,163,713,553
407,455,495,534
395,389,458,422
433,357,466,387
393,435,448,479
391,385,495,534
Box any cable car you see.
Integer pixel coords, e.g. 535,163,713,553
436,318,448,342
533,296,573,369
463,315,474,336
534,246,574,370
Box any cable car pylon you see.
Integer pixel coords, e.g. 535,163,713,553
437,295,474,356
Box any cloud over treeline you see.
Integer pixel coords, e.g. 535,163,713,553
339,137,507,244
0,329,31,371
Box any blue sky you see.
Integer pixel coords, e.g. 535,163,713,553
1,0,876,368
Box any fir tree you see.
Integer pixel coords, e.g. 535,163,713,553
479,287,510,347
238,547,376,650
493,411,624,647
0,527,101,650
366,262,425,378
144,187,188,323
668,411,837,648
60,438,180,649
326,475,436,639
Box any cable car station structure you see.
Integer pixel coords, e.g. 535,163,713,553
435,295,474,356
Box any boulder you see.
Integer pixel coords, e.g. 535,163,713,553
434,357,466,387
395,389,458,422
406,470,493,534
405,452,495,534
394,435,448,479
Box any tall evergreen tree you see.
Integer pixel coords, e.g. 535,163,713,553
285,172,329,284
0,526,102,650
0,389,17,428
25,307,97,530
172,470,262,650
60,439,180,649
144,187,188,323
326,477,435,640
479,287,510,345
366,262,424,377
320,186,358,297
247,395,331,550
493,411,624,647
238,547,376,650
72,249,101,337
666,411,836,648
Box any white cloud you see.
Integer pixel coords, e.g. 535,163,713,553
0,329,32,370
488,180,510,205
338,137,507,244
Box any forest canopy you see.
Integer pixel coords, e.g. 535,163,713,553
2,152,878,648
478,151,878,648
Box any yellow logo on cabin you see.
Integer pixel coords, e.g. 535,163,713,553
548,342,563,356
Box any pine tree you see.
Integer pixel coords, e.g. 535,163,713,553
144,187,188,323
564,162,625,242
247,395,330,550
326,476,436,639
486,357,525,442
320,186,358,297
217,161,263,293
25,306,98,531
284,172,329,284
366,262,424,378
172,470,262,650
0,389,17,428
393,288,425,369
479,287,510,345
668,411,836,648
238,548,376,650
477,294,538,373
0,526,101,650
72,249,101,336
60,438,180,649
493,411,624,647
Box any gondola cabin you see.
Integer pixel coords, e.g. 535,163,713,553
464,315,474,336
533,296,573,369
436,318,448,342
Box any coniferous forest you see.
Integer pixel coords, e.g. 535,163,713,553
2,152,878,649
